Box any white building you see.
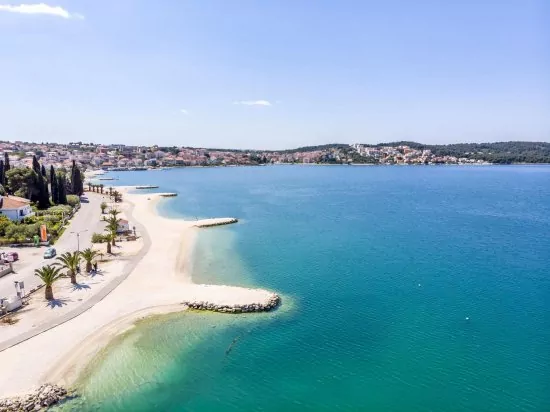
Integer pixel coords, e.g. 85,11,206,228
117,219,130,233
0,195,34,221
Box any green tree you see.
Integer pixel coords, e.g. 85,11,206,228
57,172,68,204
41,164,47,177
50,165,58,204
6,167,39,199
80,248,99,273
70,160,84,196
34,265,64,300
0,159,4,188
4,152,10,173
0,215,11,237
104,215,119,248
100,202,108,214
56,251,81,284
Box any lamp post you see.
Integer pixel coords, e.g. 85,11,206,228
70,229,88,253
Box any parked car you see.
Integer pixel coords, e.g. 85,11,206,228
1,252,19,262
43,247,57,259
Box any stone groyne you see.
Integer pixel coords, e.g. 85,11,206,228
193,218,238,228
0,384,69,411
183,294,280,313
134,185,159,189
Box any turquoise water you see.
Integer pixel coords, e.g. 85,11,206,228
65,166,549,411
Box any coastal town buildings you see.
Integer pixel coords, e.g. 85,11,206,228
0,140,525,171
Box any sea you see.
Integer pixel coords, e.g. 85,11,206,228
59,165,550,411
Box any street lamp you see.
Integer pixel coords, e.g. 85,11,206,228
70,229,88,253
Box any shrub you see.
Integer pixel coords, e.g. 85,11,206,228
0,216,11,237
91,232,106,243
66,195,80,207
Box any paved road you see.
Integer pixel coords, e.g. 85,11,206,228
0,193,106,299
0,197,150,352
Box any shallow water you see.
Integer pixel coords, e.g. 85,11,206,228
61,165,550,411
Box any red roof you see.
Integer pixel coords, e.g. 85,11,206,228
1,195,31,209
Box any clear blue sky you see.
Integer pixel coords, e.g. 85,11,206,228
0,1,548,149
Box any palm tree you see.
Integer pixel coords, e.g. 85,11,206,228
34,265,64,300
108,186,113,196
109,207,121,219
87,182,92,192
81,248,99,273
56,251,81,284
99,184,104,194
104,232,114,254
105,215,119,245
100,202,108,214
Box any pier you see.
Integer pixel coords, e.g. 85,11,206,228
134,185,159,189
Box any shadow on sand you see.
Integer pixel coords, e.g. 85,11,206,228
46,298,72,309
72,283,91,291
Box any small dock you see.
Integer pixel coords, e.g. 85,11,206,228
193,218,238,228
98,177,117,181
135,185,159,189
158,192,177,197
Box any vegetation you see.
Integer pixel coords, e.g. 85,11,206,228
91,232,108,243
66,195,81,207
34,265,64,300
104,215,119,248
69,160,84,196
80,248,99,273
100,202,108,214
362,141,550,164
56,251,81,284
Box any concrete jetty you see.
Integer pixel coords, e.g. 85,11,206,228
157,193,177,197
193,218,238,228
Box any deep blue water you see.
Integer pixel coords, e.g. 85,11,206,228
69,165,549,411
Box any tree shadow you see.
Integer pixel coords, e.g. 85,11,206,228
46,298,72,308
89,270,104,278
72,283,91,291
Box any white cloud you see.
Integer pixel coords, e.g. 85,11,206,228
0,3,84,19
233,100,272,107
180,109,189,115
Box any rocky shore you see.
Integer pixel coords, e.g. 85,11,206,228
183,294,280,313
0,384,69,411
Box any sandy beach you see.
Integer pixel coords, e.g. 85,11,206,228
0,189,279,397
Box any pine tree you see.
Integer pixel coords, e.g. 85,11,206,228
50,165,58,204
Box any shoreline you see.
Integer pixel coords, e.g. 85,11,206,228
0,189,280,399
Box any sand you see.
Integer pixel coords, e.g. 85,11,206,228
0,190,278,397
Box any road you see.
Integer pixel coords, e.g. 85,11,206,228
0,193,106,299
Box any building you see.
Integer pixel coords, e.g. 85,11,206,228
0,195,34,221
117,219,130,233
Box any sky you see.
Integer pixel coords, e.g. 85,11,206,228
0,1,549,149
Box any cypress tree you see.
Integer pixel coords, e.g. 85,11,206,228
70,160,83,196
57,173,67,204
41,164,47,177
4,152,10,172
50,165,58,204
0,160,4,187
32,155,41,175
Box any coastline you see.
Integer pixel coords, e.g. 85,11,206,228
0,189,279,398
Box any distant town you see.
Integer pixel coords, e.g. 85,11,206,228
0,140,549,171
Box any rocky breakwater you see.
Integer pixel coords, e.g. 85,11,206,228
184,293,280,313
194,218,238,228
0,384,69,411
